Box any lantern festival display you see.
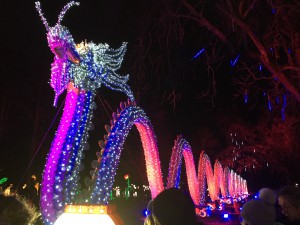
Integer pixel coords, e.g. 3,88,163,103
36,2,247,225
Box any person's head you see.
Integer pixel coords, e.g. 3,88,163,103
277,185,300,222
0,193,39,225
241,188,276,225
145,188,197,225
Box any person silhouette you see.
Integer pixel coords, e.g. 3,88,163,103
241,188,281,225
277,185,300,224
144,188,203,225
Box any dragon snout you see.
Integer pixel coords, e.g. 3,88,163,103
53,46,67,58
52,45,80,64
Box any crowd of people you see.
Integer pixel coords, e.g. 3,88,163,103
143,185,300,225
0,184,300,225
238,185,300,225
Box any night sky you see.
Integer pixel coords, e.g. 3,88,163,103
0,0,292,194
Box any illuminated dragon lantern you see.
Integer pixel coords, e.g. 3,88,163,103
36,2,247,225
35,1,134,106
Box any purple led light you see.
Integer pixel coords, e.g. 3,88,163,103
41,84,79,224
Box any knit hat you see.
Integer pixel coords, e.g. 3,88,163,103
259,188,276,205
241,188,276,225
149,188,197,225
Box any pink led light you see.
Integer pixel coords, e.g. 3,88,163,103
167,136,181,189
204,155,218,201
41,83,79,224
182,146,200,205
217,162,226,198
198,151,206,205
135,122,164,199
166,139,248,205
197,151,249,202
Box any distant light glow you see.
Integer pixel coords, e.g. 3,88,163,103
268,96,272,111
223,214,229,219
143,209,149,217
244,89,248,104
281,94,287,121
0,177,8,185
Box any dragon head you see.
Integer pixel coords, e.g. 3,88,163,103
35,1,80,64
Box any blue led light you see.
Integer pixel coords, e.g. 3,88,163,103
143,209,150,217
230,55,240,67
192,48,205,59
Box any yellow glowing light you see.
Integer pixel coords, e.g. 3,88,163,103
65,205,108,214
54,213,115,225
54,205,124,225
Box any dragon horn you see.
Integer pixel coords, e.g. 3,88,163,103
57,1,80,25
35,1,50,32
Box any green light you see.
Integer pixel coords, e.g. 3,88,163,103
0,177,8,185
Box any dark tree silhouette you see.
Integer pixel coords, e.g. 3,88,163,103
217,111,300,183
129,0,300,111
219,123,277,174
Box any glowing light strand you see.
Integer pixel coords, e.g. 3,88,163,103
57,1,80,25
64,91,94,203
230,55,240,67
181,142,200,205
53,90,85,211
166,137,246,207
198,151,207,205
167,136,183,189
167,135,200,205
90,104,164,204
40,84,79,225
192,48,205,60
